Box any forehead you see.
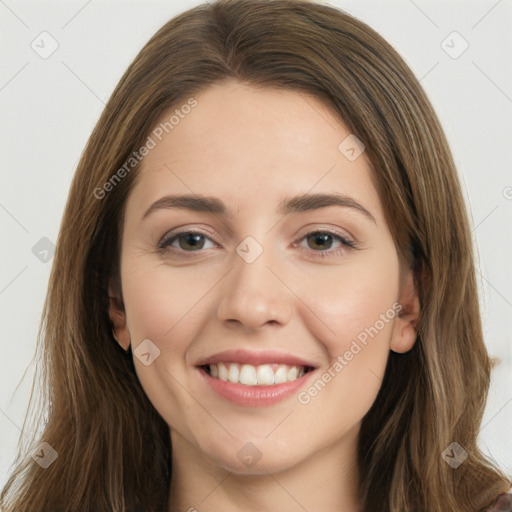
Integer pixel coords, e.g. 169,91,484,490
127,81,384,223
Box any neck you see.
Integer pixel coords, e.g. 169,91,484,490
167,425,363,512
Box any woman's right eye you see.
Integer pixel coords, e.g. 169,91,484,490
158,230,217,253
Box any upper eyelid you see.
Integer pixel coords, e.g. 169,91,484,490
158,228,218,247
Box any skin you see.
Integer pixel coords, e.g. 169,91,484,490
109,80,420,512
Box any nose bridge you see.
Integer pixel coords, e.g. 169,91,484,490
216,234,293,329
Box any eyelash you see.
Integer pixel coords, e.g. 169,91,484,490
157,228,358,258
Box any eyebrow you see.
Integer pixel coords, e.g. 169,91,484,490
142,192,376,224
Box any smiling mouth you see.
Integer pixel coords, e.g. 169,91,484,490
200,362,315,386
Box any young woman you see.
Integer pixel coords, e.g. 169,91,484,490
1,0,511,510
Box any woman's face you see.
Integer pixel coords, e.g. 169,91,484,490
111,80,418,475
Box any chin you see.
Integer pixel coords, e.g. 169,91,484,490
204,437,302,475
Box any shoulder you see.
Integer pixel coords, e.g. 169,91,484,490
485,493,512,511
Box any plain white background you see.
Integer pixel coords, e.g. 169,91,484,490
1,0,511,491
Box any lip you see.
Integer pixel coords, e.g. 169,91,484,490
197,365,317,407
195,348,318,368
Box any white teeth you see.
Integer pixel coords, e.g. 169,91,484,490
218,362,228,381
256,364,274,385
274,365,288,384
206,362,309,386
239,364,257,385
287,366,298,381
227,363,240,383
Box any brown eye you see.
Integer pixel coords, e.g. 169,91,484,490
158,231,216,252
306,232,336,251
297,230,356,258
175,233,206,251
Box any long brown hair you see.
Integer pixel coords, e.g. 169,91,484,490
2,1,510,510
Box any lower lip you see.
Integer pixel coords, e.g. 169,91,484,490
197,367,316,407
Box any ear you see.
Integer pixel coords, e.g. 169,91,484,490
390,268,420,354
108,281,131,351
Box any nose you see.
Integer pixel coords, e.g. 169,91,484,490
216,242,294,331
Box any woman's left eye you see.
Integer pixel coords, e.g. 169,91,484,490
296,230,356,256
158,229,356,257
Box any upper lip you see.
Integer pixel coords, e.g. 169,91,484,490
195,349,317,368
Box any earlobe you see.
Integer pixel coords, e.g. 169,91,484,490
108,282,131,351
390,269,420,354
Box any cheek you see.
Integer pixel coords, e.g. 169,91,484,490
295,311,395,439
300,249,400,355
121,259,213,347
293,251,399,414
119,260,209,431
